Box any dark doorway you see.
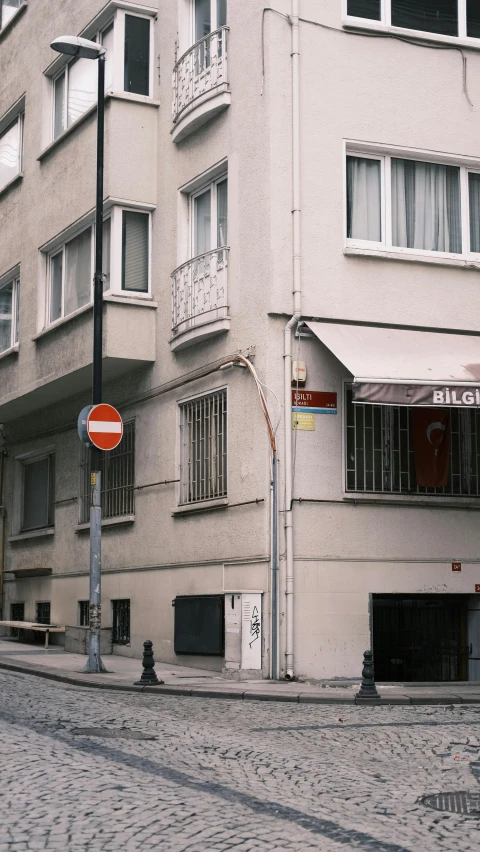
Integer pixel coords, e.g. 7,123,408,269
372,594,471,682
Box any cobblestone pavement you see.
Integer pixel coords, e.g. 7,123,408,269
1,672,480,851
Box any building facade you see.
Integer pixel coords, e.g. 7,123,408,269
1,0,480,682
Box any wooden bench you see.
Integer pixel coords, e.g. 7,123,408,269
0,621,66,649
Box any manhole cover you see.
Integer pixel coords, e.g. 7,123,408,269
71,727,156,740
421,792,480,817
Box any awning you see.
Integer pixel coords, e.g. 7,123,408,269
305,322,480,407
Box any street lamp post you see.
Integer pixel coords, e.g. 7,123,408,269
51,36,107,673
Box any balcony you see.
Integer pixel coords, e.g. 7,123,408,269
172,27,231,144
171,248,230,351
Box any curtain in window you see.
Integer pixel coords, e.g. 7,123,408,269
347,0,381,19
102,217,111,291
50,253,63,322
0,283,12,353
22,458,50,531
122,212,148,292
102,23,115,92
346,156,381,242
217,179,228,247
68,58,97,126
54,73,66,139
0,120,19,191
391,1,458,36
469,173,480,253
392,159,461,253
65,229,92,316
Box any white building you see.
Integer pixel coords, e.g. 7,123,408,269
1,0,480,682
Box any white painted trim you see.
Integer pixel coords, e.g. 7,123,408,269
0,0,27,38
169,317,230,351
171,88,230,144
344,247,480,268
0,343,19,361
343,2,480,48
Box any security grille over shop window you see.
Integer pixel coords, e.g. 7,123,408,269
80,421,135,523
35,602,51,625
112,599,130,645
346,386,480,497
179,390,227,504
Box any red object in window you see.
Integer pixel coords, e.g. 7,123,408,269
412,408,450,488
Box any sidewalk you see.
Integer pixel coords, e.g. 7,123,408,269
1,637,480,705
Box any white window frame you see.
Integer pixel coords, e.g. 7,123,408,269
190,173,228,258
46,223,95,326
0,0,24,32
0,271,19,353
190,0,226,44
343,0,479,44
13,447,56,535
0,107,24,193
177,386,228,506
345,142,480,262
50,8,154,142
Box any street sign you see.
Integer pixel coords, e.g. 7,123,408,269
87,404,123,451
78,405,94,447
292,390,337,415
292,412,315,431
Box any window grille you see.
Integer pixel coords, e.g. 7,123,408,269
346,386,480,497
35,602,51,625
112,599,130,645
80,421,135,524
10,602,24,638
79,600,89,627
179,390,227,504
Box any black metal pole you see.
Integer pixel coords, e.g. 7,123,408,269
83,52,106,675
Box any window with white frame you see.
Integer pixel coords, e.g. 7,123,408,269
45,207,150,326
346,148,480,258
0,112,23,192
192,175,228,258
346,1,480,40
52,10,152,140
0,274,19,353
194,0,227,42
0,0,22,30
179,389,227,504
19,453,55,532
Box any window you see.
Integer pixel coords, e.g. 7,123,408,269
112,599,130,644
20,454,55,532
192,176,228,257
80,421,135,524
44,207,150,326
346,149,480,258
78,601,89,627
52,12,152,140
0,112,23,191
194,0,227,41
10,602,24,638
0,0,21,29
35,602,51,625
346,0,480,39
179,389,227,504
0,275,19,353
345,386,480,497
122,211,149,292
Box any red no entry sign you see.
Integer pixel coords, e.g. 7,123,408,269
87,404,123,451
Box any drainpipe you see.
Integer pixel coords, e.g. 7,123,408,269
284,0,301,681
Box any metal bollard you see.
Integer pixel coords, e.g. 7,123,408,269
134,640,164,686
355,650,380,699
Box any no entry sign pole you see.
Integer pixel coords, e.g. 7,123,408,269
83,50,106,675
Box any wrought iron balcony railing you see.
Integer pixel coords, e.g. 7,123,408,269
171,247,229,338
172,27,229,123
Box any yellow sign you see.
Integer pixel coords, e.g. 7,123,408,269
292,412,315,431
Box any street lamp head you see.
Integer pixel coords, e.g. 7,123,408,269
50,35,106,59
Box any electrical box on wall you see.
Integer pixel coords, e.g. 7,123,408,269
224,591,262,672
292,360,307,385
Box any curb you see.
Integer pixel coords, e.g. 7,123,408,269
1,659,480,705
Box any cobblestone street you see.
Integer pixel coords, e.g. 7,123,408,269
0,671,479,851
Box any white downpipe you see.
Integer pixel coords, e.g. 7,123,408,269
284,0,301,681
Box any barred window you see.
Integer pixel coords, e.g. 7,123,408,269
179,390,227,504
80,421,135,524
346,386,480,497
35,602,51,625
112,599,130,645
78,600,89,627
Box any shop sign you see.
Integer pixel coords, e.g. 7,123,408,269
292,412,315,431
292,390,337,415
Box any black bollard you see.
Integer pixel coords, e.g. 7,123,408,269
355,650,380,699
134,640,164,686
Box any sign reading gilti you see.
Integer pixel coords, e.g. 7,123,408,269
292,390,337,414
353,383,480,407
